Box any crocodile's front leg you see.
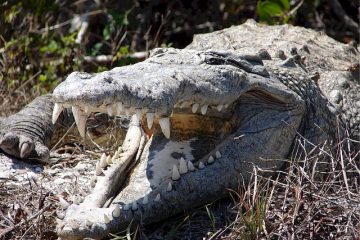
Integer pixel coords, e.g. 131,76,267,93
0,95,56,162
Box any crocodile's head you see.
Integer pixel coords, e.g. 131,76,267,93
52,48,307,239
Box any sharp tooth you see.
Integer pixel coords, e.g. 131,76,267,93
112,205,121,217
59,197,70,210
85,219,93,227
135,109,142,121
56,211,65,219
72,195,82,205
155,193,161,202
124,108,130,116
146,113,154,129
123,204,130,211
187,161,195,171
90,176,97,187
110,152,117,163
100,153,106,162
198,162,205,169
52,103,63,124
142,196,149,205
108,154,114,164
68,219,79,229
103,214,110,224
72,106,88,137
167,182,173,192
217,104,223,112
179,157,188,174
215,151,221,159
208,155,215,163
116,102,123,115
131,202,138,211
192,103,199,113
100,154,107,168
172,165,180,180
200,105,208,115
107,104,114,116
159,117,171,138
95,161,103,176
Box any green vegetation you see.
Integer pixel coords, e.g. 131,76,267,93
1,0,357,109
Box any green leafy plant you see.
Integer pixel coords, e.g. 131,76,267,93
257,0,292,24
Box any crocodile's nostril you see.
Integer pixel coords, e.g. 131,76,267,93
104,77,113,84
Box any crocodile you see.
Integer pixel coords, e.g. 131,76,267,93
0,20,359,239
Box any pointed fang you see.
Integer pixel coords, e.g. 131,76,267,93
103,214,110,224
159,117,171,138
100,154,108,168
155,193,161,202
192,103,199,113
200,105,208,115
100,153,106,163
146,113,154,129
135,109,142,121
172,165,180,180
59,197,70,210
116,102,123,115
72,106,88,138
198,162,205,169
167,182,173,192
68,219,79,229
72,195,82,205
208,155,215,163
107,105,114,116
142,196,149,205
56,211,65,220
179,157,188,174
108,154,115,164
124,108,130,116
85,219,93,227
217,104,223,112
52,103,63,124
131,201,138,211
95,161,103,176
187,161,195,171
113,205,121,217
215,151,222,159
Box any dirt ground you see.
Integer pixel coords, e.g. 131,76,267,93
0,136,359,239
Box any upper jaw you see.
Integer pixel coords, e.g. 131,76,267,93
52,49,248,118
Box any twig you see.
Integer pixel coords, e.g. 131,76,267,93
83,52,147,63
0,203,51,238
37,10,104,33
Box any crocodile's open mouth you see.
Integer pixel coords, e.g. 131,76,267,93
52,48,304,239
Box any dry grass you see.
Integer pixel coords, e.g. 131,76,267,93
221,134,360,240
0,132,359,239
0,74,41,118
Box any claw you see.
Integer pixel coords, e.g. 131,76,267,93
20,142,33,158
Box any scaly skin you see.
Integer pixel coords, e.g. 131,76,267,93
0,20,358,239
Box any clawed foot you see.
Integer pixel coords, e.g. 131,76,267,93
0,131,50,162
